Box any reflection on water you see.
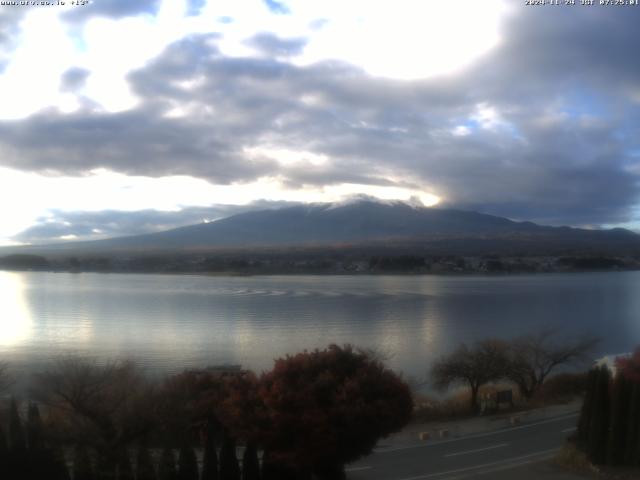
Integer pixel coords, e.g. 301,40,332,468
0,271,637,376
0,272,32,347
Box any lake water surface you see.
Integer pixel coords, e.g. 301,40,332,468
0,271,638,378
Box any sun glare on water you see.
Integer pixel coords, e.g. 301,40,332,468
0,272,32,347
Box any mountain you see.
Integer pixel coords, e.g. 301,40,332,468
11,200,640,255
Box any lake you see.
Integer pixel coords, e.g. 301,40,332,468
0,271,638,379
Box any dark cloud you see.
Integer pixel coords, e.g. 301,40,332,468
245,32,307,57
481,8,640,97
1,8,640,227
0,107,276,181
60,67,90,92
13,201,296,244
0,6,30,68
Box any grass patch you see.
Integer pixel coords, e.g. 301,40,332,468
554,442,598,476
535,372,587,404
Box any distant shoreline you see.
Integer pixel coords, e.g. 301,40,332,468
1,265,638,277
1,250,639,276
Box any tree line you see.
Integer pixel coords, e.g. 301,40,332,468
0,344,413,480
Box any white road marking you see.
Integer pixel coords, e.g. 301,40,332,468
395,448,558,480
379,413,579,453
345,466,372,472
446,452,557,479
562,427,577,433
444,443,508,458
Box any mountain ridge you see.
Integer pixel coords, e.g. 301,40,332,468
7,200,640,254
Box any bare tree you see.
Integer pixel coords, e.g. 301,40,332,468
431,340,509,411
356,346,395,364
30,356,156,477
505,330,598,400
0,361,13,393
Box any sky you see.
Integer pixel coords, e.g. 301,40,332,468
0,0,640,245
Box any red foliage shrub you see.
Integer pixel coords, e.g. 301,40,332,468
616,348,640,383
251,345,413,473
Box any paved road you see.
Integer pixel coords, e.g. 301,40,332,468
346,413,581,480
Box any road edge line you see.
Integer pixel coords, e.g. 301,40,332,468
379,412,579,453
394,448,558,480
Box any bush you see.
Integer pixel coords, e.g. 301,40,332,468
240,344,413,477
412,394,474,422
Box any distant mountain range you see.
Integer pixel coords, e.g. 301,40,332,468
8,200,640,256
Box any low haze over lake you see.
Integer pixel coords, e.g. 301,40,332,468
1,271,637,378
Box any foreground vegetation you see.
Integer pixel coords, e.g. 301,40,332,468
551,349,640,479
428,330,597,412
574,349,640,468
0,345,413,480
0,331,623,479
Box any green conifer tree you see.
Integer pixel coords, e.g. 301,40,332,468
117,449,134,480
260,450,297,480
219,433,240,480
136,445,157,480
625,381,640,465
46,446,71,480
607,373,631,465
0,423,7,454
96,450,118,480
158,447,178,480
73,445,95,480
7,397,28,479
241,442,260,480
9,397,26,453
259,451,277,480
178,445,199,480
26,403,69,480
588,365,611,464
577,368,598,446
201,422,218,480
313,464,346,480
0,425,8,472
26,402,44,453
